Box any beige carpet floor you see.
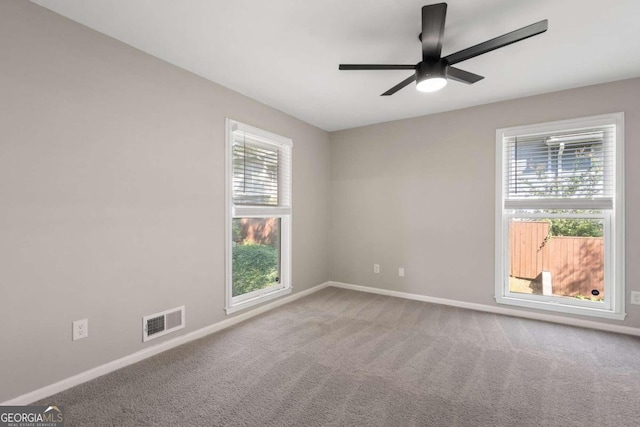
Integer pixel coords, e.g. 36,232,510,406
37,287,640,426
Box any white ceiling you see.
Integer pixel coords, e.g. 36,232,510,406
31,0,640,131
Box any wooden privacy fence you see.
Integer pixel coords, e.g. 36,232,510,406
235,218,278,245
509,221,604,297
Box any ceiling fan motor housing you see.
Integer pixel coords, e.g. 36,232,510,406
416,60,448,82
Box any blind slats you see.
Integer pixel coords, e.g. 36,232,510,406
504,125,615,207
232,129,291,207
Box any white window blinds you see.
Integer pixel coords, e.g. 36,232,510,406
232,129,291,208
503,125,615,209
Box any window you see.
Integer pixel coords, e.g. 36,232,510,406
225,119,292,314
495,113,625,320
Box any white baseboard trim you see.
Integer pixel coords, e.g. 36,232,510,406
1,281,331,406
329,281,640,337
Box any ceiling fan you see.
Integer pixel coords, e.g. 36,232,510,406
339,3,548,96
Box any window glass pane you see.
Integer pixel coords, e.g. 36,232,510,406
232,218,281,297
508,217,604,302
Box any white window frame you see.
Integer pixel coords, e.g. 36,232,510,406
225,119,292,314
495,113,625,320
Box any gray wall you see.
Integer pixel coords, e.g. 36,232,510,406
330,77,640,329
0,1,331,402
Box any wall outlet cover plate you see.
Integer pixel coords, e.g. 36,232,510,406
73,319,88,341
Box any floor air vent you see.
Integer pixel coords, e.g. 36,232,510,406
142,306,185,342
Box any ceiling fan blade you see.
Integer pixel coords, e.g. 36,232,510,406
381,74,417,96
422,3,447,61
339,64,416,70
447,67,484,84
444,20,548,65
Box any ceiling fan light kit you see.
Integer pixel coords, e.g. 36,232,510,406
416,77,447,92
339,3,548,96
415,61,448,92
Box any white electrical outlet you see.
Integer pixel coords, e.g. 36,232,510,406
73,319,88,341
374,264,380,274
631,291,640,305
399,267,405,277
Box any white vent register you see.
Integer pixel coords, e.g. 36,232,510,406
142,306,185,342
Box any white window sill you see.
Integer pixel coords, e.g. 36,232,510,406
225,287,291,315
495,295,626,321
